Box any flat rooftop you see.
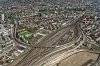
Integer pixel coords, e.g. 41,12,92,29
58,51,99,66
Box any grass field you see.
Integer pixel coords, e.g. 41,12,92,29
18,28,37,44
